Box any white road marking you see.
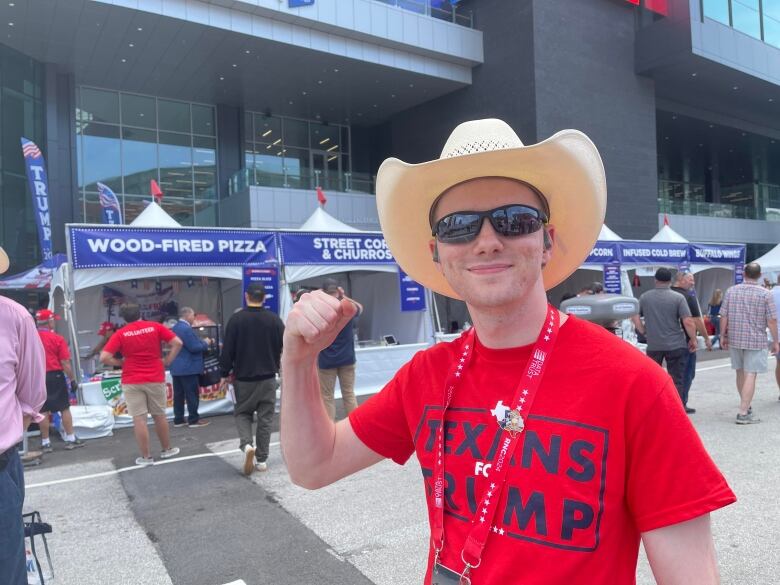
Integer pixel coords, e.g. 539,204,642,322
26,441,281,489
221,581,247,585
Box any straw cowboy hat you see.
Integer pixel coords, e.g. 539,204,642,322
376,118,607,299
0,246,8,275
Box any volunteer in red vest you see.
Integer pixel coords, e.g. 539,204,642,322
35,309,84,452
100,302,183,466
280,119,736,584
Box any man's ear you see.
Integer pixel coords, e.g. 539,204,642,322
429,239,440,263
541,226,555,269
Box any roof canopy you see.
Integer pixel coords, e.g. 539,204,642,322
598,224,622,241
299,207,361,232
130,201,181,228
650,224,688,243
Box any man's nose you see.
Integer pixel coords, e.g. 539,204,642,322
471,218,504,253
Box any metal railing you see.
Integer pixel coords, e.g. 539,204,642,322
372,0,474,28
228,167,376,197
658,180,780,221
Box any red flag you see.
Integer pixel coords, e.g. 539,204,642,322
150,179,164,203
663,214,670,226
316,186,327,206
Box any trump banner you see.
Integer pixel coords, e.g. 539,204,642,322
21,138,55,267
98,182,123,224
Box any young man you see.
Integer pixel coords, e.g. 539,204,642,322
317,278,363,420
632,268,697,412
670,270,713,413
219,283,284,475
171,306,211,428
100,303,183,465
0,246,46,585
281,119,735,584
720,262,779,424
35,309,84,451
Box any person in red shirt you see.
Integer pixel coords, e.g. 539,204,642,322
100,302,183,466
280,119,736,584
35,309,83,452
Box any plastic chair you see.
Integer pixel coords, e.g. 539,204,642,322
23,511,53,584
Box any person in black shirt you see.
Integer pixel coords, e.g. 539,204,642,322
219,283,284,475
671,271,712,414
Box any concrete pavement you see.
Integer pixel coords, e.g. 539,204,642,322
21,354,780,584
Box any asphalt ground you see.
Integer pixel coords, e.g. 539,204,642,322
21,350,780,585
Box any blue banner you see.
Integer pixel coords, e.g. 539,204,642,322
618,241,688,264
289,0,314,6
70,227,278,269
279,232,394,265
398,268,426,312
688,243,745,265
734,263,744,284
98,182,123,225
21,138,55,267
584,241,619,264
242,264,279,314
602,263,622,294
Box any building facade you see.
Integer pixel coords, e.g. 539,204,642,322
0,0,778,275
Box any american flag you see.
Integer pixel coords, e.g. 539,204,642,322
97,182,123,224
22,139,42,160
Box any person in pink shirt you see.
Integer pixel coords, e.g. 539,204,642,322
0,246,47,585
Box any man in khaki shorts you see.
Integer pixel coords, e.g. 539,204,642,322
101,303,184,465
721,262,779,424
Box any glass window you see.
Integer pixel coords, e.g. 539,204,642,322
764,0,780,47
282,147,311,189
193,136,217,199
79,87,120,124
254,115,281,145
702,0,730,24
78,191,103,224
2,88,40,175
283,118,309,148
732,0,761,38
192,104,215,136
158,99,190,133
80,123,122,193
160,197,195,226
159,131,192,198
121,93,155,128
341,126,350,152
311,122,340,152
244,112,253,142
253,152,286,187
1,172,38,267
122,127,158,196
123,195,150,224
194,199,218,226
2,48,40,97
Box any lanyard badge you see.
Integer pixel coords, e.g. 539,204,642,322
430,305,560,583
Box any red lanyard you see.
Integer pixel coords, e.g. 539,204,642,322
430,304,560,578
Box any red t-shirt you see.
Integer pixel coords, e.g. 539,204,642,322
104,320,176,384
37,329,70,372
349,316,736,585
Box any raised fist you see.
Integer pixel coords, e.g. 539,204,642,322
283,288,358,362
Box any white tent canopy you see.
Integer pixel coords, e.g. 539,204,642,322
598,224,623,241
278,206,428,345
650,224,688,243
753,243,780,280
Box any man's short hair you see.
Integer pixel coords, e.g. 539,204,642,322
673,270,689,284
119,303,141,323
589,282,604,294
654,268,672,282
744,262,761,280
179,306,194,318
245,283,266,303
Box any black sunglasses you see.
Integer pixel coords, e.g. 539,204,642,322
432,204,548,244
